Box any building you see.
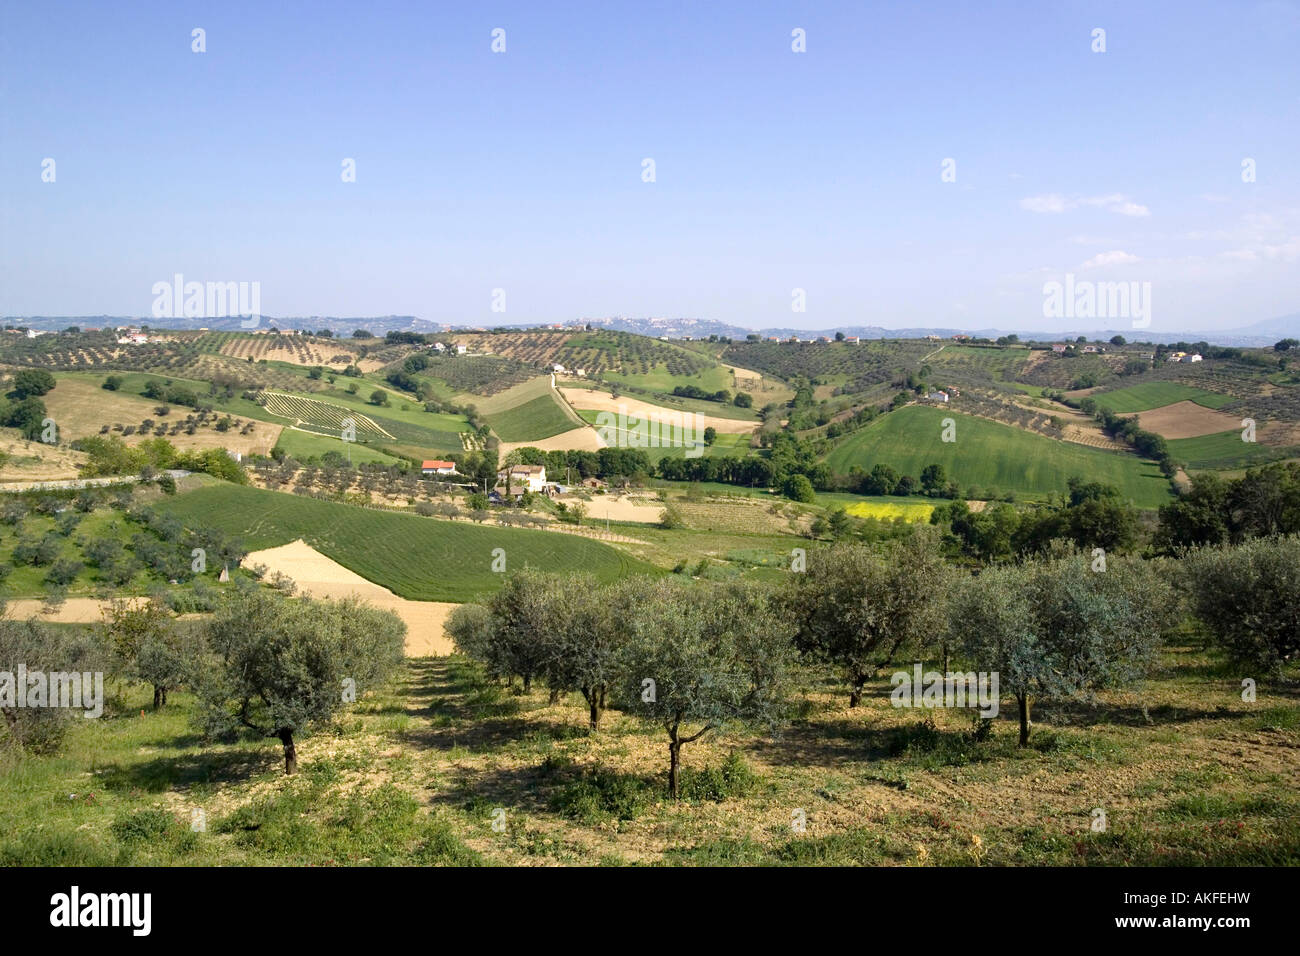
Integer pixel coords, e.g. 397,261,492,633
500,464,547,492
925,334,941,342
1166,351,1188,363
951,334,971,341
846,336,860,344
927,390,950,403
455,344,467,355
421,460,457,476
1051,343,1068,353
1188,353,1203,362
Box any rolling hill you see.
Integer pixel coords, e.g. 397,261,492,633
157,482,657,601
824,404,1172,508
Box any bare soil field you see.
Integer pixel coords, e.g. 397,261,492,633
1135,400,1243,439
497,424,606,458
560,388,758,435
568,493,665,525
245,540,457,656
0,433,87,481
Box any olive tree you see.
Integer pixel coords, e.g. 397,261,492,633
533,573,618,731
616,577,792,797
102,598,196,709
472,568,558,693
1181,536,1300,670
199,592,405,773
950,553,1174,746
0,613,107,753
788,530,950,706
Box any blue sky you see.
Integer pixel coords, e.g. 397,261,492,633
1,0,1297,332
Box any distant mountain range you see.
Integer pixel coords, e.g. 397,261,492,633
4,312,1297,348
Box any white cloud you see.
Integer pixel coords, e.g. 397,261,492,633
1019,193,1150,217
1080,250,1140,269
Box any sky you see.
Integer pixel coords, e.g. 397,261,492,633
1,0,1298,334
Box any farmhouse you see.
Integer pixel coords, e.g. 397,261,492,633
1051,343,1068,354
951,334,970,341
498,464,547,492
421,459,456,476
927,390,950,403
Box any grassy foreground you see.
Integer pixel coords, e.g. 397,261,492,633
2,645,1295,866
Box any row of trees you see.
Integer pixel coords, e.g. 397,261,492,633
449,530,1296,792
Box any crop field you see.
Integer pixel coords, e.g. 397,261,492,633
842,498,937,522
272,428,405,465
200,332,359,368
1089,382,1234,413
263,393,393,442
926,344,1031,385
485,393,578,442
723,339,933,393
824,405,1172,508
576,411,749,461
411,354,536,397
157,483,656,602
1166,430,1290,470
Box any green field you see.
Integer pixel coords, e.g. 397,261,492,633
485,393,577,442
157,483,656,601
1166,431,1290,470
576,411,750,461
1089,382,1234,413
824,405,1172,508
272,428,405,465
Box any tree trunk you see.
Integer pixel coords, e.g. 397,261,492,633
1017,694,1032,747
161,687,167,706
942,644,950,676
522,673,531,693
598,686,606,710
668,738,681,799
153,686,162,710
548,688,561,705
849,673,865,708
278,728,298,774
590,698,600,733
